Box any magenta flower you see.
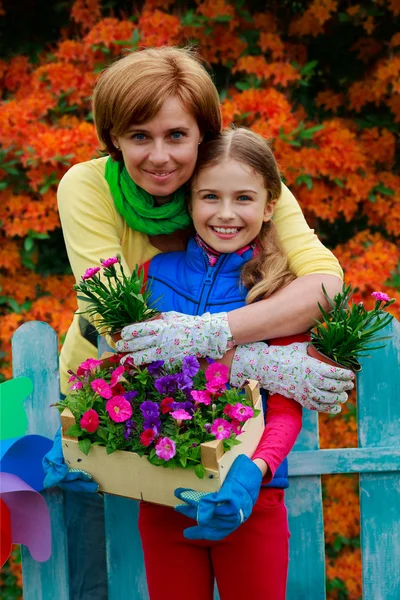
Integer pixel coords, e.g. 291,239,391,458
230,403,254,423
191,390,212,405
77,358,103,376
211,418,232,440
231,419,243,435
171,409,192,421
371,291,391,303
155,437,176,461
110,365,126,387
205,363,229,385
80,409,100,433
91,378,113,399
106,396,133,422
82,266,101,280
101,256,119,268
70,381,83,391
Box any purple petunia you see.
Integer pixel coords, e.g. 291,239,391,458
143,414,161,434
147,360,165,377
182,356,200,378
154,375,177,395
124,390,138,403
175,372,193,392
171,400,195,415
140,400,159,417
124,418,136,440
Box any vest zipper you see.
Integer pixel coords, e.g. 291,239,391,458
197,254,227,315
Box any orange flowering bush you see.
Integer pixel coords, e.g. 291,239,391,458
1,1,399,597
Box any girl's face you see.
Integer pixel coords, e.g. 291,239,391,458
191,159,275,253
111,96,202,205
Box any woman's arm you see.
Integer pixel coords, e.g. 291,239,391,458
228,273,342,343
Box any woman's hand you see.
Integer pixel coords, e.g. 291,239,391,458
115,311,233,365
230,342,355,414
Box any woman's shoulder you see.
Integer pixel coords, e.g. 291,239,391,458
59,155,108,188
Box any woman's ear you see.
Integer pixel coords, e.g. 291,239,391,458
111,134,120,150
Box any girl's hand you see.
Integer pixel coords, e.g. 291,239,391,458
174,455,262,541
230,342,355,414
115,311,233,365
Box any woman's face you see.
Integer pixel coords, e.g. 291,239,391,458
111,96,202,205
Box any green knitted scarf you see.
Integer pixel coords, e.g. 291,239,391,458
105,157,192,236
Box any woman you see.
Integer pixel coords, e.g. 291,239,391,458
50,46,354,599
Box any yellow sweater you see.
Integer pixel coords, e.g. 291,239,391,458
58,156,343,395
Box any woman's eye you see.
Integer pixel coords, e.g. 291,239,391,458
170,131,185,140
238,195,251,201
132,133,146,141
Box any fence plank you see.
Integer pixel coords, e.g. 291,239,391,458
12,322,70,600
358,319,400,599
286,410,326,599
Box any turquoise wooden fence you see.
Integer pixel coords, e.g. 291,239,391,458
11,318,400,599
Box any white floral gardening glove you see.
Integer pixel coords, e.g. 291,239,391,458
115,311,232,365
230,342,355,414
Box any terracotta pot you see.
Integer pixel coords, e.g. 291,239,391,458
110,313,162,346
307,343,350,370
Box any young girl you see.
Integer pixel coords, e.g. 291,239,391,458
121,127,308,600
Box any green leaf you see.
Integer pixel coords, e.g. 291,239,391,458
78,438,92,456
24,237,34,252
65,423,83,437
194,463,206,479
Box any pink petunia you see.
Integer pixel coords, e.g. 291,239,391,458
68,374,77,383
371,291,391,303
80,409,100,433
205,381,226,396
211,418,232,440
101,256,119,268
191,390,212,405
155,437,176,461
205,363,229,385
171,409,192,421
140,428,156,447
70,381,83,391
230,403,254,423
90,378,113,399
77,358,103,376
82,266,101,280
110,365,126,387
231,419,243,435
223,404,233,417
106,396,133,422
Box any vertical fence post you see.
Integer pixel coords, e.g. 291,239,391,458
12,321,70,600
286,411,326,599
358,319,400,600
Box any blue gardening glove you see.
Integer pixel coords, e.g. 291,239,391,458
174,455,262,541
42,427,99,493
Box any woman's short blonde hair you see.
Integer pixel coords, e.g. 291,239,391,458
93,46,222,160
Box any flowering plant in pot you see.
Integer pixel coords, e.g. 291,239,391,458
309,285,395,372
57,354,261,481
74,255,159,338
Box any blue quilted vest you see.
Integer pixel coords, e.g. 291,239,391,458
146,237,289,489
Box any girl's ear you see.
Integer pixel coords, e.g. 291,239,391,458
111,134,120,149
263,200,277,222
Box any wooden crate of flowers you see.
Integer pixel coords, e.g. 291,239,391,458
60,355,264,507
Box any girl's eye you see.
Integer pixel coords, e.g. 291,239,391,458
238,195,251,201
170,131,185,140
204,193,217,200
132,133,146,141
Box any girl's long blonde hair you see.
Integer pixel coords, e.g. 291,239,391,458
192,127,295,303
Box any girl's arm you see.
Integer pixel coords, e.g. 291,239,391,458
229,183,343,342
228,273,342,343
252,394,302,481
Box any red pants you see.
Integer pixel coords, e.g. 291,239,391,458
138,487,289,600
